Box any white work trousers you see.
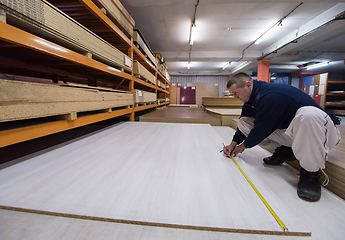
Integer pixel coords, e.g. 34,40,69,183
237,106,341,172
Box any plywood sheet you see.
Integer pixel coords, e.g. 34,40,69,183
0,0,132,72
202,97,243,108
139,107,221,126
0,122,310,236
0,79,133,122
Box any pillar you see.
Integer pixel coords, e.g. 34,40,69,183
257,58,270,82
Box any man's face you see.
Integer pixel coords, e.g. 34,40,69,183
228,82,252,103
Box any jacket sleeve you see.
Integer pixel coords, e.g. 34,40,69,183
231,103,256,144
243,93,297,148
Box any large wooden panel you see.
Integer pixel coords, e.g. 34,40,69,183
139,107,221,126
0,122,311,236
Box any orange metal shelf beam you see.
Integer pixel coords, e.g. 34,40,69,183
0,22,132,81
133,104,158,112
78,0,131,46
0,108,133,148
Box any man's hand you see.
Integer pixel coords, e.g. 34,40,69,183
231,143,246,157
223,141,246,157
223,141,237,157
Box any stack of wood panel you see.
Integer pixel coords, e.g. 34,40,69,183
133,60,156,85
133,29,156,67
157,80,166,90
92,0,135,37
0,0,132,72
202,97,243,108
134,89,157,104
0,79,133,122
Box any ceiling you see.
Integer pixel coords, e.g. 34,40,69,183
120,0,345,76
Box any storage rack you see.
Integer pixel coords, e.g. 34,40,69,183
0,0,170,148
324,80,345,116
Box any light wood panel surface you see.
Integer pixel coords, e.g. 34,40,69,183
139,107,221,126
0,122,311,236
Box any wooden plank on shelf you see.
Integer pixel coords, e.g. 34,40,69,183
0,79,133,122
134,89,156,104
92,0,135,37
0,0,132,72
0,22,132,80
133,60,156,85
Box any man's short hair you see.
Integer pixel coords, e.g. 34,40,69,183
227,72,253,89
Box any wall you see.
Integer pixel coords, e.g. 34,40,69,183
170,75,229,97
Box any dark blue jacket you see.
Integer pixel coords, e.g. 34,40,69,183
232,80,327,148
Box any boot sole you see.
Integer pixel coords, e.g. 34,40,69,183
297,190,321,202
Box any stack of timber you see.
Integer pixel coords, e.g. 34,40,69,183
134,89,157,105
0,79,133,122
154,52,169,79
133,60,156,85
157,80,166,90
92,0,135,37
202,97,243,108
133,29,156,67
0,0,132,72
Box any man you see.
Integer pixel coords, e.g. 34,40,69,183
223,72,341,201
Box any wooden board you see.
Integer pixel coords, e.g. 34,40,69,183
139,107,221,126
133,29,156,67
134,89,156,103
206,108,241,127
202,97,243,108
187,83,219,106
93,0,134,37
0,79,133,122
133,60,156,85
0,122,313,237
0,0,132,72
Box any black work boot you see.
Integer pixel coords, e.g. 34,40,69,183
297,167,321,202
263,146,297,165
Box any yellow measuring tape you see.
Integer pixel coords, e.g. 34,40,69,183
230,155,288,232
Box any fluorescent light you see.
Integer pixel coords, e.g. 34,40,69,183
189,21,196,45
306,62,329,70
231,61,252,74
221,61,231,70
255,22,282,45
187,62,191,69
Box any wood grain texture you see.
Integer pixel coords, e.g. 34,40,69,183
0,122,311,236
139,107,221,126
0,79,133,122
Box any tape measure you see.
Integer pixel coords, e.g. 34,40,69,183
230,155,288,232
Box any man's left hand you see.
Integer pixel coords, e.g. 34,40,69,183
232,143,246,157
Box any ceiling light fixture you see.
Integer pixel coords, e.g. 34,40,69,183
231,61,252,74
189,21,196,45
306,61,330,70
255,20,283,45
187,62,191,69
221,61,231,70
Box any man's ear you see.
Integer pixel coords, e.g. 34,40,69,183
245,81,252,88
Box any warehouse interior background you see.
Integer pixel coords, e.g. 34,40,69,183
1,0,345,239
